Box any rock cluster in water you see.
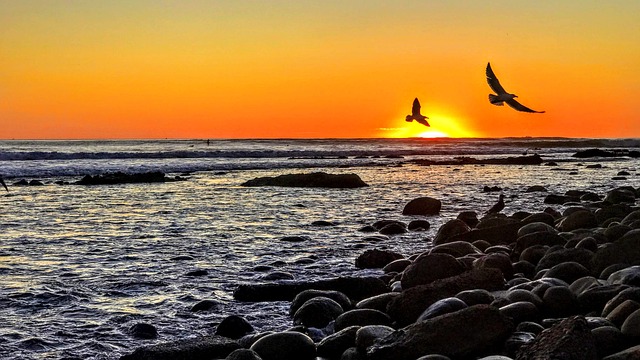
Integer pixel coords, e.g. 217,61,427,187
241,172,369,188
121,185,640,360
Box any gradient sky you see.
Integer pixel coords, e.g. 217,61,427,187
1,1,639,139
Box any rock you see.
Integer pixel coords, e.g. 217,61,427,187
473,253,514,280
316,326,359,359
605,224,632,241
603,345,640,360
417,297,468,322
504,332,536,358
388,268,505,326
77,171,179,185
355,249,403,269
290,289,351,315
444,221,522,246
621,210,640,226
513,231,565,259
545,262,591,284
457,211,479,228
544,194,572,205
311,220,335,226
605,300,640,327
185,269,208,277
521,213,556,227
249,331,316,360
543,285,578,317
455,289,495,306
379,222,408,235
225,349,263,360
578,284,630,314
355,325,394,352
355,293,400,312
334,309,391,332
216,315,254,340
233,277,388,302
592,230,640,274
293,297,344,328
535,248,594,274
120,335,240,360
400,253,465,289
605,188,636,204
596,205,632,225
499,301,540,324
242,172,368,188
382,259,412,273
402,197,442,216
557,210,598,232
367,305,513,360
516,322,544,335
260,271,294,281
621,308,640,337
129,323,158,339
607,266,640,286
340,347,364,360
430,241,483,257
592,326,630,359
515,316,597,360
191,299,219,312
432,219,471,245
408,220,431,231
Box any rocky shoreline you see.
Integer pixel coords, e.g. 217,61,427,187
119,184,640,360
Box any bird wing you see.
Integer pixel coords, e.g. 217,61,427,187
411,98,421,116
415,118,430,127
0,177,7,192
505,98,545,113
486,63,508,95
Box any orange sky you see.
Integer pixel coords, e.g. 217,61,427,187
1,1,639,139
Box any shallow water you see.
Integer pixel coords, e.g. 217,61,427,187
0,139,639,359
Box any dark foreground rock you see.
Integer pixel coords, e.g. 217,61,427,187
572,148,640,158
367,305,513,360
241,172,368,188
233,277,388,302
76,171,183,185
515,316,597,360
119,335,239,360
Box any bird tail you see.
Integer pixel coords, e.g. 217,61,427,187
488,94,504,106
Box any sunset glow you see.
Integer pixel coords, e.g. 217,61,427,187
1,2,639,139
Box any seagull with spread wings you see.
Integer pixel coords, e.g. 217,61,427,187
0,176,8,192
486,62,544,113
405,98,430,127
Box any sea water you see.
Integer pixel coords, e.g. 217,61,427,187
0,138,638,359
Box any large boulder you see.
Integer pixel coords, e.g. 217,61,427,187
249,331,316,360
367,305,513,360
515,316,597,360
592,230,640,274
557,210,598,232
241,172,368,188
402,197,442,216
293,297,344,328
355,249,403,269
120,335,239,360
433,219,472,245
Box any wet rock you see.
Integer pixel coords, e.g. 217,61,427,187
249,331,316,360
607,266,640,286
185,269,208,277
261,271,294,281
241,172,368,188
355,293,400,312
234,276,388,302
400,253,465,289
129,323,158,339
430,241,483,257
402,197,442,216
311,220,335,226
513,232,565,260
604,224,632,241
382,258,411,273
367,305,513,360
355,325,394,352
473,253,514,280
592,326,631,359
557,210,598,232
605,188,636,204
578,284,630,314
455,289,495,306
445,221,522,246
603,345,640,360
379,222,407,235
293,296,344,328
621,308,640,337
500,301,540,324
225,349,263,360
504,331,536,358
334,309,391,332
592,230,640,275
457,211,479,228
290,289,351,315
355,249,403,269
191,299,219,312
432,219,471,245
526,185,547,193
521,213,556,227
120,335,239,360
216,315,254,340
545,261,591,284
543,285,578,317
544,194,572,205
605,300,640,327
535,248,594,274
316,326,359,359
77,171,180,185
408,219,431,231
515,316,597,360
388,268,505,326
417,297,468,322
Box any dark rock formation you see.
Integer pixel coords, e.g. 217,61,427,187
76,171,181,185
411,154,544,166
241,172,368,188
119,335,239,360
402,197,442,216
515,316,597,360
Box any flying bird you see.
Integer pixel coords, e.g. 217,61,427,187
0,176,8,192
485,194,505,215
405,98,430,127
486,62,545,113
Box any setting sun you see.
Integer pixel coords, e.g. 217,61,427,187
417,130,449,138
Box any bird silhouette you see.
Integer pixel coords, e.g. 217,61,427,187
486,194,505,215
0,176,8,192
486,62,544,113
405,98,430,127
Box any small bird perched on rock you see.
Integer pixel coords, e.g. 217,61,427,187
0,176,7,192
486,62,545,113
405,98,430,127
486,194,505,215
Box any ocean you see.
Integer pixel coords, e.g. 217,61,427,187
0,138,639,359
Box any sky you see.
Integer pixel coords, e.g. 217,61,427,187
0,1,639,139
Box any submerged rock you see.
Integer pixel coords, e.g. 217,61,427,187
76,171,181,185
